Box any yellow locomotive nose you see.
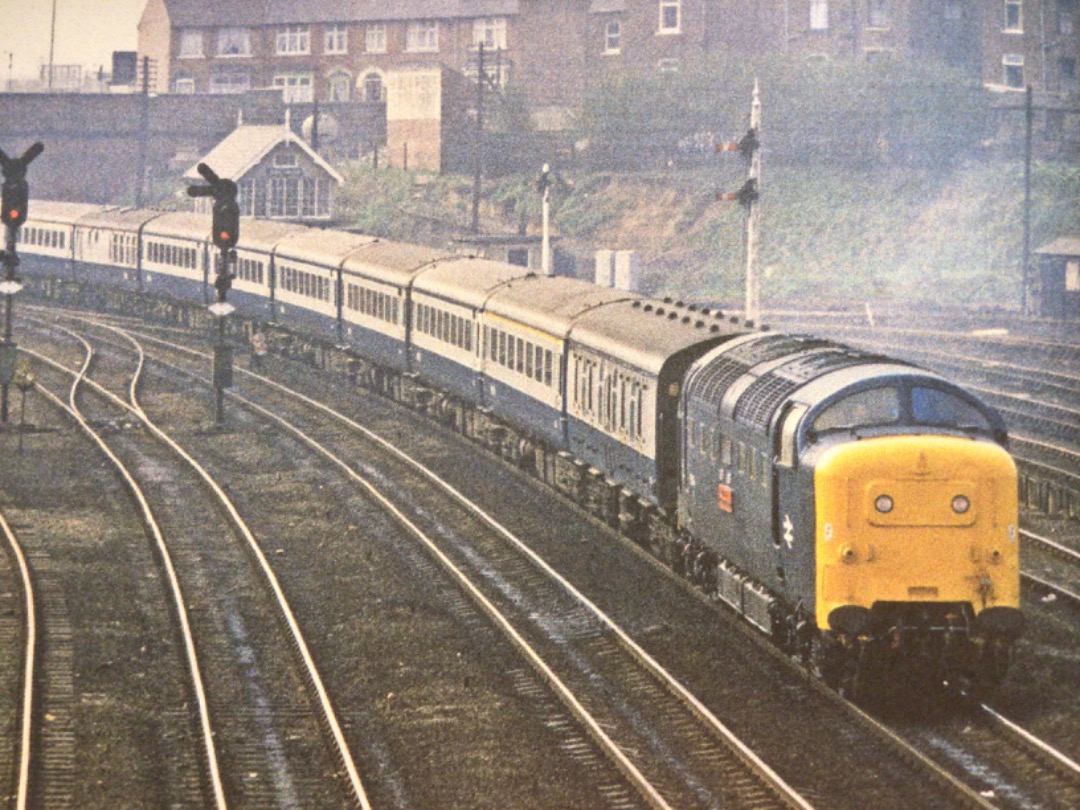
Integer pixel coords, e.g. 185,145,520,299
814,435,1019,632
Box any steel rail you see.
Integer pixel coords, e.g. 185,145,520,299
103,324,373,810
979,704,1080,781
24,337,230,810
0,509,36,810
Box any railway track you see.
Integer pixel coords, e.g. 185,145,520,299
1021,528,1080,606
0,508,36,810
894,703,1080,810
45,312,1026,810
14,323,368,808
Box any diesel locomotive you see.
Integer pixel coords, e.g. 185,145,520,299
16,200,1024,696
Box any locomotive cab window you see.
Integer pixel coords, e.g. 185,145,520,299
911,387,992,432
812,387,900,433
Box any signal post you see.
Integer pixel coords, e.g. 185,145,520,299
0,142,44,423
187,162,239,427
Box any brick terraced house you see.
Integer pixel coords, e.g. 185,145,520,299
137,1,1078,124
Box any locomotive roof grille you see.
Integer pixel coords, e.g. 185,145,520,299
733,375,800,428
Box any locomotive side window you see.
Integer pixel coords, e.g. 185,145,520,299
911,387,992,431
813,387,900,432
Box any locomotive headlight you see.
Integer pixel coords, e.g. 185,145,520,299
874,494,894,514
951,495,971,514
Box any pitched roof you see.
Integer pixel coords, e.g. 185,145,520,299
166,0,520,27
183,124,344,185
1035,237,1080,257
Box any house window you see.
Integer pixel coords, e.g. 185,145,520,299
1003,54,1025,88
324,24,348,54
366,24,387,53
867,0,890,28
473,17,507,50
362,71,384,102
1005,0,1023,31
327,72,351,102
1060,0,1076,36
216,28,251,57
209,66,250,93
658,58,680,74
659,0,680,32
811,0,829,30
605,21,621,53
1061,56,1077,90
274,72,314,102
174,76,195,93
178,30,203,58
406,21,439,52
277,25,311,55
1066,259,1080,292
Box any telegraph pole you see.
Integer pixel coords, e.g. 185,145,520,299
717,82,762,325
1022,85,1036,316
470,43,485,234
744,80,762,325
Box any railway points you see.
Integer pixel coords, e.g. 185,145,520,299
2,199,1078,806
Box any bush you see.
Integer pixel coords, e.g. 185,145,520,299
578,54,990,171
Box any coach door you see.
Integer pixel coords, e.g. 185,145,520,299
772,402,807,597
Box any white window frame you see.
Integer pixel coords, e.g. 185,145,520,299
209,66,251,93
327,71,352,102
810,0,829,30
273,72,314,103
174,76,196,94
366,24,387,53
658,58,680,74
1003,53,1025,88
1004,0,1023,31
216,27,251,57
473,17,507,50
605,21,621,53
406,20,439,52
361,70,384,102
867,0,890,29
659,0,681,33
277,25,311,55
324,24,348,55
178,29,204,59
